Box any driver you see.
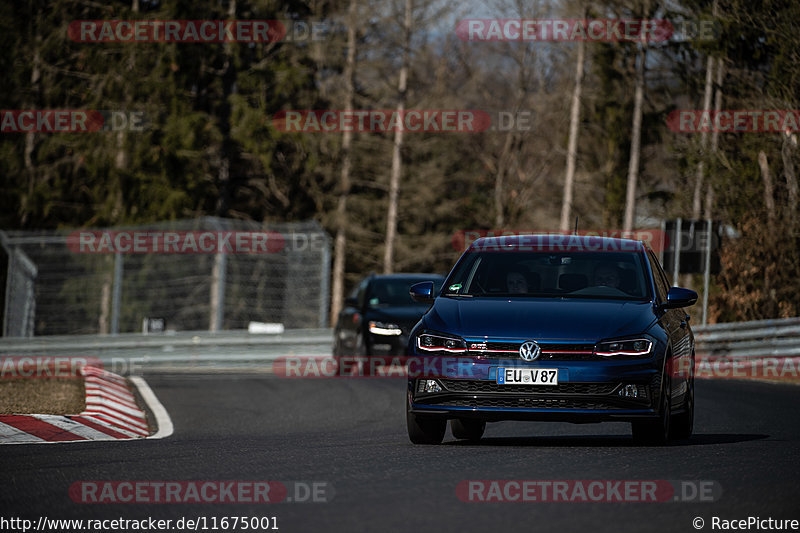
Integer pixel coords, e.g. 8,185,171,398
506,268,530,294
593,263,621,289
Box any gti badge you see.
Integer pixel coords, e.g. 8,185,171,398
519,340,541,361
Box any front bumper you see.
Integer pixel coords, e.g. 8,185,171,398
407,355,663,423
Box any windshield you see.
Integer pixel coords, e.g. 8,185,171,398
443,251,650,301
367,278,444,307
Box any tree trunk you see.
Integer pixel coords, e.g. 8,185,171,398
494,132,515,228
782,132,798,226
758,151,775,232
623,43,646,232
705,59,724,219
215,0,237,217
383,0,412,274
757,150,776,317
560,37,585,232
331,0,358,325
22,7,41,227
692,55,714,219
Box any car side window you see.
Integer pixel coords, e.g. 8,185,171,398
647,251,670,303
356,278,370,307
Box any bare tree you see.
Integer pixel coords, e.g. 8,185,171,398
622,41,646,232
692,55,714,219
782,131,799,227
383,0,412,273
560,37,585,232
331,0,359,323
758,151,775,232
705,59,724,219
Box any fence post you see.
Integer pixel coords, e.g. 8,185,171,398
209,251,227,332
110,252,123,335
319,236,331,328
701,218,712,325
672,217,682,284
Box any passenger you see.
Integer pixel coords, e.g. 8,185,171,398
593,263,621,288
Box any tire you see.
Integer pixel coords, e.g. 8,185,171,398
670,373,694,440
355,334,369,356
406,397,446,445
450,419,486,441
340,335,368,376
332,336,342,358
632,373,671,445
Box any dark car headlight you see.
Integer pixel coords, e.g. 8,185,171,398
416,332,467,354
368,321,403,336
594,338,652,357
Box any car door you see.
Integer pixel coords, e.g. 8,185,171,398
648,251,692,405
337,277,369,354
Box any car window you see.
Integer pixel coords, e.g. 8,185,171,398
355,278,370,307
443,251,649,300
647,251,670,303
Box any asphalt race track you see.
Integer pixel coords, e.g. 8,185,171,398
1,376,798,533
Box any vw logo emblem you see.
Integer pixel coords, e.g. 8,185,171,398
519,341,541,361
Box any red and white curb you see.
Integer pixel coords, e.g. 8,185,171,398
0,366,172,445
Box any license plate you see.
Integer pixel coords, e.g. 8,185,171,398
496,368,559,385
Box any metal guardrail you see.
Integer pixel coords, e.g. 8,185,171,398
0,329,334,372
694,317,800,359
2,317,798,372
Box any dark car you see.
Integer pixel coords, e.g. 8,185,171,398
405,235,697,445
333,273,445,358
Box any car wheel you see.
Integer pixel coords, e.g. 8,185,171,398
632,373,671,445
670,373,694,440
332,335,342,358
406,397,445,445
338,335,368,376
450,419,485,442
355,334,369,356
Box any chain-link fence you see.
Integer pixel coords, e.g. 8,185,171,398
0,232,37,337
0,217,330,336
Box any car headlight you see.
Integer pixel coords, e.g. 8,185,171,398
416,332,467,354
594,338,652,357
368,321,402,336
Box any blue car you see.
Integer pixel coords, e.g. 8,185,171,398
405,235,697,445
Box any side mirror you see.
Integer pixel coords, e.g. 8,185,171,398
409,281,435,304
663,287,698,309
344,296,359,308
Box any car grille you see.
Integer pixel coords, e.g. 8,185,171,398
469,342,596,361
438,379,619,395
433,397,624,410
466,341,650,361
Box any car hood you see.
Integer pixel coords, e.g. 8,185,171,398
423,296,656,341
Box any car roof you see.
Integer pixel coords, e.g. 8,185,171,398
468,234,647,252
369,273,445,281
